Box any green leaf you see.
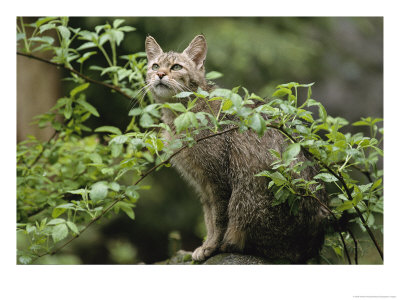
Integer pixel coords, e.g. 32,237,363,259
128,108,142,116
163,103,187,113
100,66,120,76
318,104,327,122
118,202,136,220
76,42,97,51
77,51,97,64
371,118,383,125
52,207,66,218
76,98,99,117
109,29,124,46
269,172,287,186
113,19,125,28
314,173,338,183
89,181,109,202
57,25,71,42
352,120,370,126
95,126,122,135
29,36,55,45
66,189,87,196
209,88,232,99
66,221,79,235
307,99,327,122
230,93,243,107
194,88,209,98
101,168,114,176
248,113,266,136
174,91,193,98
56,203,75,209
222,99,233,111
110,135,128,144
268,149,281,160
52,223,69,243
47,218,66,225
39,23,56,34
283,143,301,162
140,113,154,128
295,125,309,135
249,93,264,101
358,183,373,193
371,178,382,192
122,206,135,220
174,112,198,133
70,83,90,98
19,255,33,264
272,88,292,98
17,32,26,41
336,200,353,211
118,26,136,32
205,71,223,80
352,185,363,205
35,17,58,28
130,138,145,150
109,182,120,192
111,143,123,157
64,98,72,119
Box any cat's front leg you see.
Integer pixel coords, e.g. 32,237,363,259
192,187,229,261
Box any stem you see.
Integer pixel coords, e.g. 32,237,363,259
348,228,359,264
98,44,113,67
28,127,59,169
110,39,119,86
19,17,30,53
338,231,352,265
297,192,352,264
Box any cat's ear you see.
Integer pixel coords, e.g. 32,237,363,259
183,35,207,69
145,36,163,61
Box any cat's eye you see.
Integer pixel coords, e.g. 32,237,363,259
171,64,183,71
152,64,160,71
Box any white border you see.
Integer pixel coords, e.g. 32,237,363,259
2,1,399,299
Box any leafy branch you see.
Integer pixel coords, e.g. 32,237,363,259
30,125,239,262
17,51,132,101
269,124,383,260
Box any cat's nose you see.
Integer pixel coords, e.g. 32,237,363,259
157,71,166,79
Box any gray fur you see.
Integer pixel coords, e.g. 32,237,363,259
145,35,328,263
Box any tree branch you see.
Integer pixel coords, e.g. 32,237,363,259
17,51,132,101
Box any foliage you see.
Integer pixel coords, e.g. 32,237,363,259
17,17,383,264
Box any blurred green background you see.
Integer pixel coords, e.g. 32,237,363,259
17,17,383,264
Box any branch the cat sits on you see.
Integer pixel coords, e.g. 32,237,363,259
145,34,329,263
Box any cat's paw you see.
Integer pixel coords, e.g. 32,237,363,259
192,245,217,261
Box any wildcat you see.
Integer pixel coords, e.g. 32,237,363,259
145,35,329,263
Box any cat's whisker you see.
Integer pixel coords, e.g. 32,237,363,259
129,83,152,110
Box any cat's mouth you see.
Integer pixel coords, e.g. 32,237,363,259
156,82,169,88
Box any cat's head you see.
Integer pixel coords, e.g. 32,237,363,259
145,35,208,102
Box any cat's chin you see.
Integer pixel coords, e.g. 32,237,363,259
151,85,176,101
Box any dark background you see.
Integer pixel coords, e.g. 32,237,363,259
17,17,383,264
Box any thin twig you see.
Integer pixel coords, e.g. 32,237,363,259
28,128,59,169
295,192,352,264
17,51,132,101
348,229,359,264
